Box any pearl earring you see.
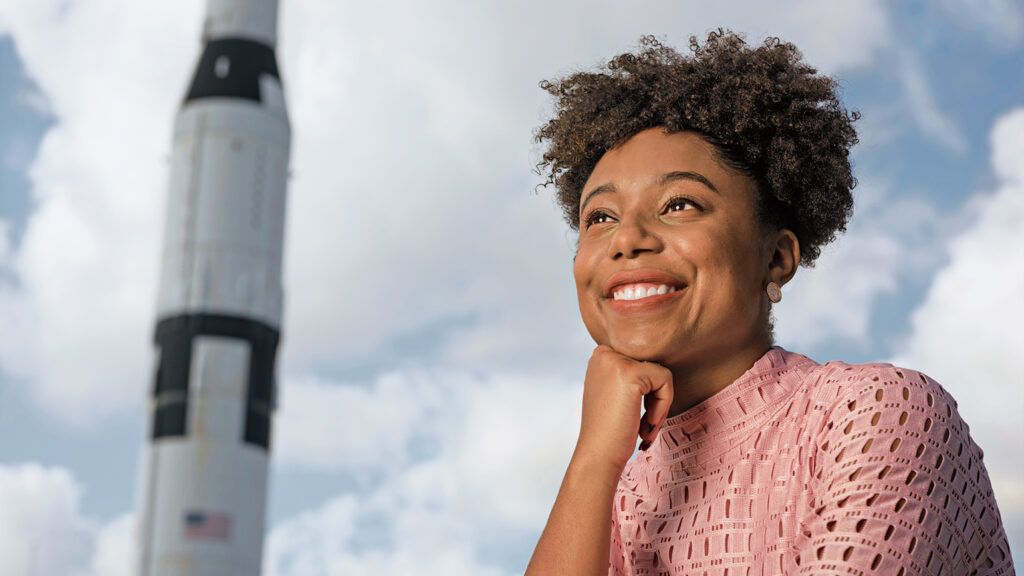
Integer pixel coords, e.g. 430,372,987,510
766,281,782,303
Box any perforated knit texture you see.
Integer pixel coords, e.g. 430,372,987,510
609,346,1014,575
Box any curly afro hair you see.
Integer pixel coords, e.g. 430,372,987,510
534,29,860,267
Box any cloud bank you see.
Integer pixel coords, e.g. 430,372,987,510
891,107,1024,559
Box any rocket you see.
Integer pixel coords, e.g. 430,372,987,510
135,0,290,574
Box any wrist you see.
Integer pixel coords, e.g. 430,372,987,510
568,445,627,488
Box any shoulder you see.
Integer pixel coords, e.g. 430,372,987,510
799,357,956,415
807,359,975,481
799,359,1013,574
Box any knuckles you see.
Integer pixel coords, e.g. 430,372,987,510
587,346,672,395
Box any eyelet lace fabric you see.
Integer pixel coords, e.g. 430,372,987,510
609,346,1014,575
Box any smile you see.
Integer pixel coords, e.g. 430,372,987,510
612,283,680,301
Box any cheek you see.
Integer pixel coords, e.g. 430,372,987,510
689,230,761,302
572,250,586,293
572,237,601,286
571,242,610,335
572,247,597,310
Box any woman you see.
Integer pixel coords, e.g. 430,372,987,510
525,31,1013,575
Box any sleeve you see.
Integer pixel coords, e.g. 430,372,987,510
793,365,1014,575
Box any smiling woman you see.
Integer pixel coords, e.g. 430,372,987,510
524,30,1013,575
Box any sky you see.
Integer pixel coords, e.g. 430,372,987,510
0,0,1022,574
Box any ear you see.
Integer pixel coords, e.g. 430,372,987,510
765,228,800,286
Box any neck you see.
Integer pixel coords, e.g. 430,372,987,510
664,335,774,417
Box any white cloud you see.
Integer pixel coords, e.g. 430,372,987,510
774,179,949,350
0,0,203,425
898,48,968,154
268,370,582,575
853,46,971,158
275,368,583,520
0,463,92,575
992,110,1024,182
940,0,1024,47
0,463,131,576
0,218,10,267
265,491,507,576
732,0,892,71
452,373,583,528
890,107,1024,561
86,513,134,576
274,370,446,473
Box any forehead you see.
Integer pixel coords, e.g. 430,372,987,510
584,128,750,196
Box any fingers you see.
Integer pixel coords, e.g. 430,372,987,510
584,345,675,457
637,362,674,450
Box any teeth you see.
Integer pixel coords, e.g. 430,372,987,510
612,284,677,301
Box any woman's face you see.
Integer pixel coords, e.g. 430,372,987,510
573,127,774,365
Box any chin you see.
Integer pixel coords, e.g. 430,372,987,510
607,333,672,362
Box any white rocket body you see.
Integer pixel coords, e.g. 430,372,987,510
135,1,289,574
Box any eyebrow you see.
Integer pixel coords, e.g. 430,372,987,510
660,171,720,195
579,170,721,218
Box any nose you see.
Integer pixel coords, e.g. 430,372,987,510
608,216,663,259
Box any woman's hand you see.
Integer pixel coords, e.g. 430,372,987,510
573,344,675,476
525,345,675,575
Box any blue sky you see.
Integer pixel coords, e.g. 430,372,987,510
0,0,1022,574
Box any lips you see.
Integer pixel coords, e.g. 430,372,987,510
604,268,687,298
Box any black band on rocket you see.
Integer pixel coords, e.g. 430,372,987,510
151,313,279,449
184,38,280,104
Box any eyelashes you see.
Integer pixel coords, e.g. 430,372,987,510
583,209,613,228
581,195,703,229
664,195,702,213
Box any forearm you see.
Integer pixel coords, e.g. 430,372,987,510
526,450,623,576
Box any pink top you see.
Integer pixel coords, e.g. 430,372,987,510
609,346,1014,575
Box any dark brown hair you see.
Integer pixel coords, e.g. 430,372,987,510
534,29,861,266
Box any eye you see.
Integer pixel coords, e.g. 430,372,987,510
663,195,701,213
583,209,615,228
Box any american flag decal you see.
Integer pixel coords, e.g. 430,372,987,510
183,510,232,541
